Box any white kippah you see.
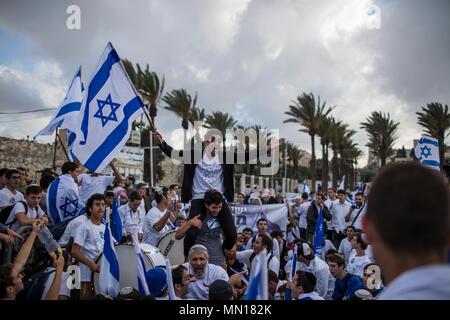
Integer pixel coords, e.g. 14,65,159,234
302,243,311,256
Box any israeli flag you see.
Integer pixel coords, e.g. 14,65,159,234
72,42,144,173
164,259,176,300
99,214,120,298
414,135,440,171
313,207,324,256
302,181,311,194
110,198,123,243
46,174,83,224
338,175,345,190
245,249,268,300
35,66,83,137
284,194,300,204
284,245,298,300
132,230,150,295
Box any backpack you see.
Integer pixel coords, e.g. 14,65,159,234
0,200,28,226
16,269,56,300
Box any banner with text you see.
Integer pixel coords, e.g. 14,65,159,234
229,203,288,235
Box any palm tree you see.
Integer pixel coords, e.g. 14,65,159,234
360,111,400,167
162,89,197,146
284,92,334,191
317,116,333,191
189,106,206,143
286,141,303,180
122,60,165,126
330,119,348,188
416,102,450,169
204,111,237,146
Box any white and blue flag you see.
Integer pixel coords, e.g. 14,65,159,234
313,207,324,256
99,214,120,298
35,66,83,138
414,135,440,171
46,174,83,224
72,42,144,173
132,230,150,295
164,259,176,300
245,249,268,300
302,181,311,194
338,175,345,190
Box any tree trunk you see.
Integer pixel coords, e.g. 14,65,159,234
439,133,445,170
332,148,339,189
310,134,316,191
321,143,327,193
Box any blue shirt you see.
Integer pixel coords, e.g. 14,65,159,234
332,272,364,300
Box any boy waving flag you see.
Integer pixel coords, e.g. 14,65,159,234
72,42,144,173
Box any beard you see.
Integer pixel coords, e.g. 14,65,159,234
192,263,208,279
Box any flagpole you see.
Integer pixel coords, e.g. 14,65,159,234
52,129,58,170
56,131,71,162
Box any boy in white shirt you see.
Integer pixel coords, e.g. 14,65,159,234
0,169,25,209
338,226,356,265
5,185,49,232
71,193,106,300
347,232,371,277
118,191,145,242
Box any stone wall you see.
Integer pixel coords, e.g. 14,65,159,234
155,157,183,187
0,135,70,181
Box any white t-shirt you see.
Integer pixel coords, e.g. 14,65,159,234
298,202,310,229
338,238,353,265
6,201,45,231
0,188,25,208
183,262,229,300
324,198,338,212
192,154,224,200
284,256,331,299
78,174,115,205
244,234,280,261
58,214,89,246
40,267,71,299
73,219,105,262
297,291,325,300
236,249,280,280
331,201,352,233
118,203,146,234
347,251,371,277
142,207,171,246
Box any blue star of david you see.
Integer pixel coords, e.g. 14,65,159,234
94,93,121,127
420,145,432,159
59,197,79,218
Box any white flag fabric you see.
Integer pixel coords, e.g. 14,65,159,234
338,175,345,190
72,42,144,173
99,214,120,298
245,249,268,300
302,181,311,194
131,230,150,295
164,259,176,300
35,66,83,137
414,135,440,171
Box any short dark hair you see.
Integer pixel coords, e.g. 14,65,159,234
237,192,245,197
328,188,336,193
268,269,278,283
61,161,79,174
172,265,187,286
5,169,20,179
367,163,449,255
25,185,42,196
295,271,316,293
39,174,55,190
0,263,14,299
363,263,379,273
270,230,283,238
326,253,346,266
301,192,308,200
345,225,356,232
337,189,346,195
243,227,253,234
0,168,8,177
129,190,142,202
204,189,223,205
127,176,135,183
208,279,233,300
86,193,106,216
105,191,115,198
17,167,26,173
257,233,273,252
169,184,178,190
315,192,325,200
256,218,267,226
136,183,147,190
355,192,364,198
352,232,368,250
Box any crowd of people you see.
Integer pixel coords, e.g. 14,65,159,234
0,133,449,301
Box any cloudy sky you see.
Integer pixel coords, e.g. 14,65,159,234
0,0,449,167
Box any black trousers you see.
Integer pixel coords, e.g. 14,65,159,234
184,199,237,258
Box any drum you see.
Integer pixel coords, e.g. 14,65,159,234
93,243,166,294
157,231,185,266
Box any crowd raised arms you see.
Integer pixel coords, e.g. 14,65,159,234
0,161,449,300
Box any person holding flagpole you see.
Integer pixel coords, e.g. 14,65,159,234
306,192,332,244
71,193,106,300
